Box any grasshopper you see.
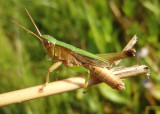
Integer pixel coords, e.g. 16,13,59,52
12,9,135,93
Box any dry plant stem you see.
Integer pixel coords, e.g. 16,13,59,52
0,65,149,107
114,35,137,65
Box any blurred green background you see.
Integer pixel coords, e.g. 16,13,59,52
0,0,160,113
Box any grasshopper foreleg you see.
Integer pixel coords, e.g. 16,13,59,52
39,61,62,92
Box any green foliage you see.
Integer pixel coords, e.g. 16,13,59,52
0,0,160,113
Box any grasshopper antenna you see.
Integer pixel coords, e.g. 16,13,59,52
24,8,42,37
11,20,42,41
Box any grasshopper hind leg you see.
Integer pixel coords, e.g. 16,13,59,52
70,66,91,93
83,70,90,94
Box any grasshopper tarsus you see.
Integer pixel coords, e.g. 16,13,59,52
39,82,48,93
83,91,87,94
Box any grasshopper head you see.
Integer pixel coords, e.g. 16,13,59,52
41,35,56,51
41,35,56,59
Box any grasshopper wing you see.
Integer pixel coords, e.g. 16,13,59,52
72,52,110,68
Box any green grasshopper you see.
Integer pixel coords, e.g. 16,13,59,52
12,8,135,93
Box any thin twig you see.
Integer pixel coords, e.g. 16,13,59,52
0,65,149,107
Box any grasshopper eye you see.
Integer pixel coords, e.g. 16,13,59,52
47,40,50,44
42,39,50,47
